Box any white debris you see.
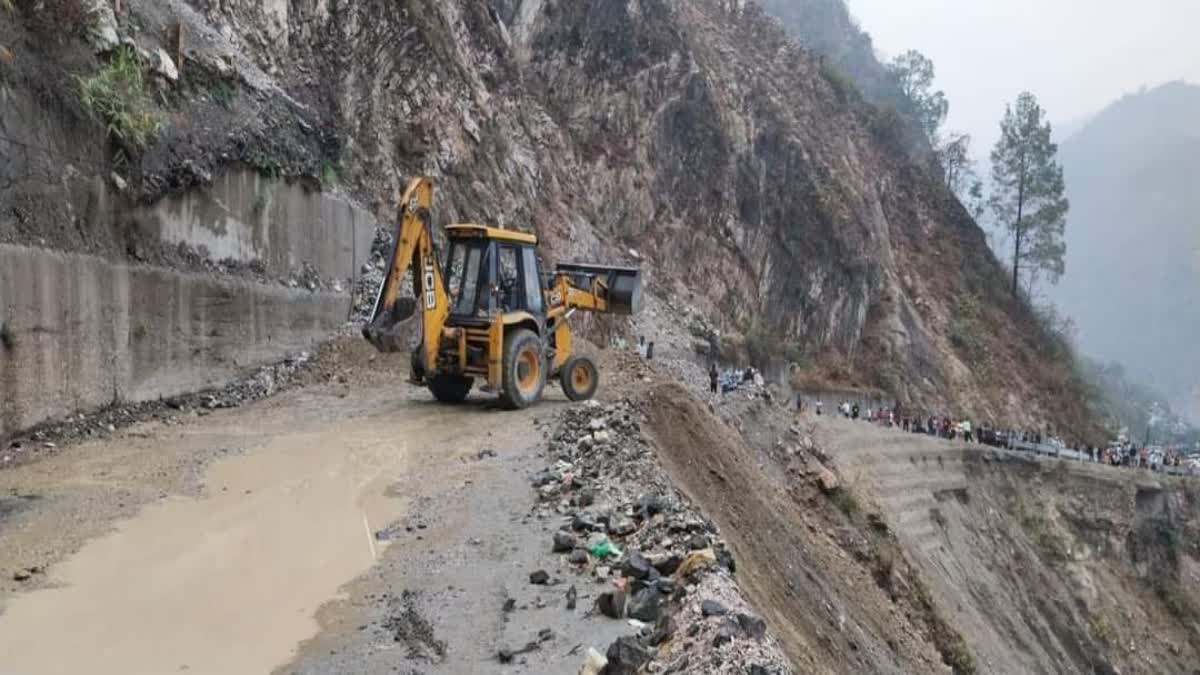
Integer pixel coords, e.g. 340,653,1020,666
151,48,180,82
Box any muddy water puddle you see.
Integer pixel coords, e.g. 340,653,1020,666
0,399,445,675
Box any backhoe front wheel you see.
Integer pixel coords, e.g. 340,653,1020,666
429,373,473,403
560,356,599,402
500,329,546,410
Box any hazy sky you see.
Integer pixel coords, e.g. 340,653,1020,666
847,0,1200,153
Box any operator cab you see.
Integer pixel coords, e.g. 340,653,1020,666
443,225,544,323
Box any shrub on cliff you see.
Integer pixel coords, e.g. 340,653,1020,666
77,45,163,151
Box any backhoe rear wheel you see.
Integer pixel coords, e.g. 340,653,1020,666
560,356,599,402
499,329,546,410
429,373,473,403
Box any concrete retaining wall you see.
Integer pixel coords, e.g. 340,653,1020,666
0,244,348,438
127,170,377,282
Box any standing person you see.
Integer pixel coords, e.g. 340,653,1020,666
645,341,655,360
963,419,973,443
637,336,648,359
709,363,718,394
816,398,823,416
852,403,860,420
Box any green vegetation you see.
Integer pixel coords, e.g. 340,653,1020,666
211,80,237,109
1088,614,1115,645
886,50,948,141
784,341,807,368
868,105,906,150
912,577,978,675
320,159,340,188
818,58,860,104
1021,510,1066,563
831,489,860,515
949,294,984,357
989,92,1069,297
77,46,163,151
745,319,772,368
248,152,283,179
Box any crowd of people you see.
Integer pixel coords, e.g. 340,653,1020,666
708,363,763,394
691,346,1197,477
799,397,1196,475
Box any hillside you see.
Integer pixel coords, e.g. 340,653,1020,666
4,3,1197,674
1054,81,1200,424
0,0,1093,437
755,0,924,147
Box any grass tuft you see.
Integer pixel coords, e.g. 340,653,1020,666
77,46,163,151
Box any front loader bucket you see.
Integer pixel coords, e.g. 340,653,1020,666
556,263,643,315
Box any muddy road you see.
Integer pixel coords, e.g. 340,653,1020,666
0,341,625,674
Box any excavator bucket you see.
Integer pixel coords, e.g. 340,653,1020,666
363,296,417,354
556,263,643,316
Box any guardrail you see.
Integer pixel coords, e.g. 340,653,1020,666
1008,440,1195,476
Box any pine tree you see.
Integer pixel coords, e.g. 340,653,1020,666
989,92,1069,297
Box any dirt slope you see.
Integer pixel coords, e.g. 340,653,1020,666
819,417,1200,674
642,382,950,673
633,376,1200,675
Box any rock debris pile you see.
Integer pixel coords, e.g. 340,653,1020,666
532,398,791,674
352,227,404,321
2,352,318,466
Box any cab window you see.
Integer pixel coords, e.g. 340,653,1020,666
522,246,544,314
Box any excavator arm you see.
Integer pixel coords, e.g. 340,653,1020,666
362,177,449,375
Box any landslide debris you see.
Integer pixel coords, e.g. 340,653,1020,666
531,397,791,674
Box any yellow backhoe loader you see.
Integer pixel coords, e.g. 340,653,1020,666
362,177,642,408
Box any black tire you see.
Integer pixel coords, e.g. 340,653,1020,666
499,329,546,409
560,356,600,402
429,373,473,403
410,346,426,383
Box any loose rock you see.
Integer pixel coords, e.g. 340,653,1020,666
596,590,626,619
737,612,768,640
553,530,577,553
605,636,653,675
627,586,666,622
817,467,841,494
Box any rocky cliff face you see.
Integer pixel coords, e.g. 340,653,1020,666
0,0,1093,431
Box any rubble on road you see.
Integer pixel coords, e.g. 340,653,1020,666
2,349,325,467
532,397,792,674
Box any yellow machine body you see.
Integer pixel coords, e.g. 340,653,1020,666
363,178,642,408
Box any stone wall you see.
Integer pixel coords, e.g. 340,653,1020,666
0,244,348,438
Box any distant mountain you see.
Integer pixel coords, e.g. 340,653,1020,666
1054,81,1200,423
